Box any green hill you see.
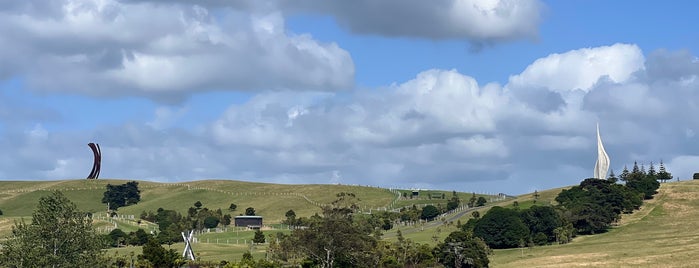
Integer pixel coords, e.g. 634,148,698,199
490,180,699,267
3,178,696,266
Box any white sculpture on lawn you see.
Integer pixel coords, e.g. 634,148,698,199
593,123,610,179
182,230,195,261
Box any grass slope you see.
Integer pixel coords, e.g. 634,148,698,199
490,180,699,268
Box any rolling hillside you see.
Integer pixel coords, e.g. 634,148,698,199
490,180,699,267
2,178,697,266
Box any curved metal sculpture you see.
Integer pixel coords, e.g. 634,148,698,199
593,123,609,179
87,143,101,179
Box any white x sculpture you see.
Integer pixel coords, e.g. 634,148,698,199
182,230,195,261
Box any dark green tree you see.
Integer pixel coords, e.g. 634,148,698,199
229,203,237,211
657,160,672,183
102,181,141,210
203,216,220,228
620,166,630,182
434,230,490,268
0,191,105,267
141,238,180,267
607,169,618,183
519,206,563,244
476,197,487,207
284,209,297,225
421,205,440,220
222,214,232,226
245,207,256,216
194,201,203,209
556,178,642,234
473,206,530,249
107,228,128,247
253,230,266,244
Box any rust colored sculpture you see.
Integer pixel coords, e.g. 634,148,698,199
87,143,101,179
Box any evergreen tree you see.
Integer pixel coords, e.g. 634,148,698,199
620,166,630,182
607,169,618,183
647,162,657,177
253,230,266,244
632,162,640,174
657,160,672,183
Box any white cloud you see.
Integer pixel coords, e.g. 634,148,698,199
2,44,699,194
508,43,645,93
282,0,543,44
0,0,354,101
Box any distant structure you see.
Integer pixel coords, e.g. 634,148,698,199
181,230,195,261
234,216,263,229
593,123,610,179
86,143,101,179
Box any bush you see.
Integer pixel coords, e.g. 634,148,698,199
694,173,699,180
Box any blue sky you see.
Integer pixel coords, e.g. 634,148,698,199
1,0,698,194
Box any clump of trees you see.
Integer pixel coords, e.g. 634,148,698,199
463,160,664,250
102,181,141,210
137,201,233,247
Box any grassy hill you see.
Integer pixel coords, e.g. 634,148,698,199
490,180,699,267
3,178,698,266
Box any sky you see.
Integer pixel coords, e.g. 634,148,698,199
1,0,698,194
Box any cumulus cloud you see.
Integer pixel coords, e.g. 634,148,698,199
3,44,698,193
282,0,543,44
0,0,354,101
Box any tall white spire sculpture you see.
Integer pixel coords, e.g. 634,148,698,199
593,123,610,179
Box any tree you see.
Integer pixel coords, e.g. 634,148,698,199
107,228,128,247
476,197,487,207
519,206,563,244
421,205,440,220
657,160,672,183
695,173,699,180
281,195,377,268
556,178,642,234
194,201,203,209
0,191,105,267
245,207,256,216
434,230,490,268
0,208,3,215
473,207,530,249
102,181,141,210
284,209,297,225
468,193,477,208
620,166,630,182
253,230,266,244
607,169,618,183
447,191,460,211
229,203,237,211
141,237,180,267
626,174,660,199
222,214,232,226
203,216,220,228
